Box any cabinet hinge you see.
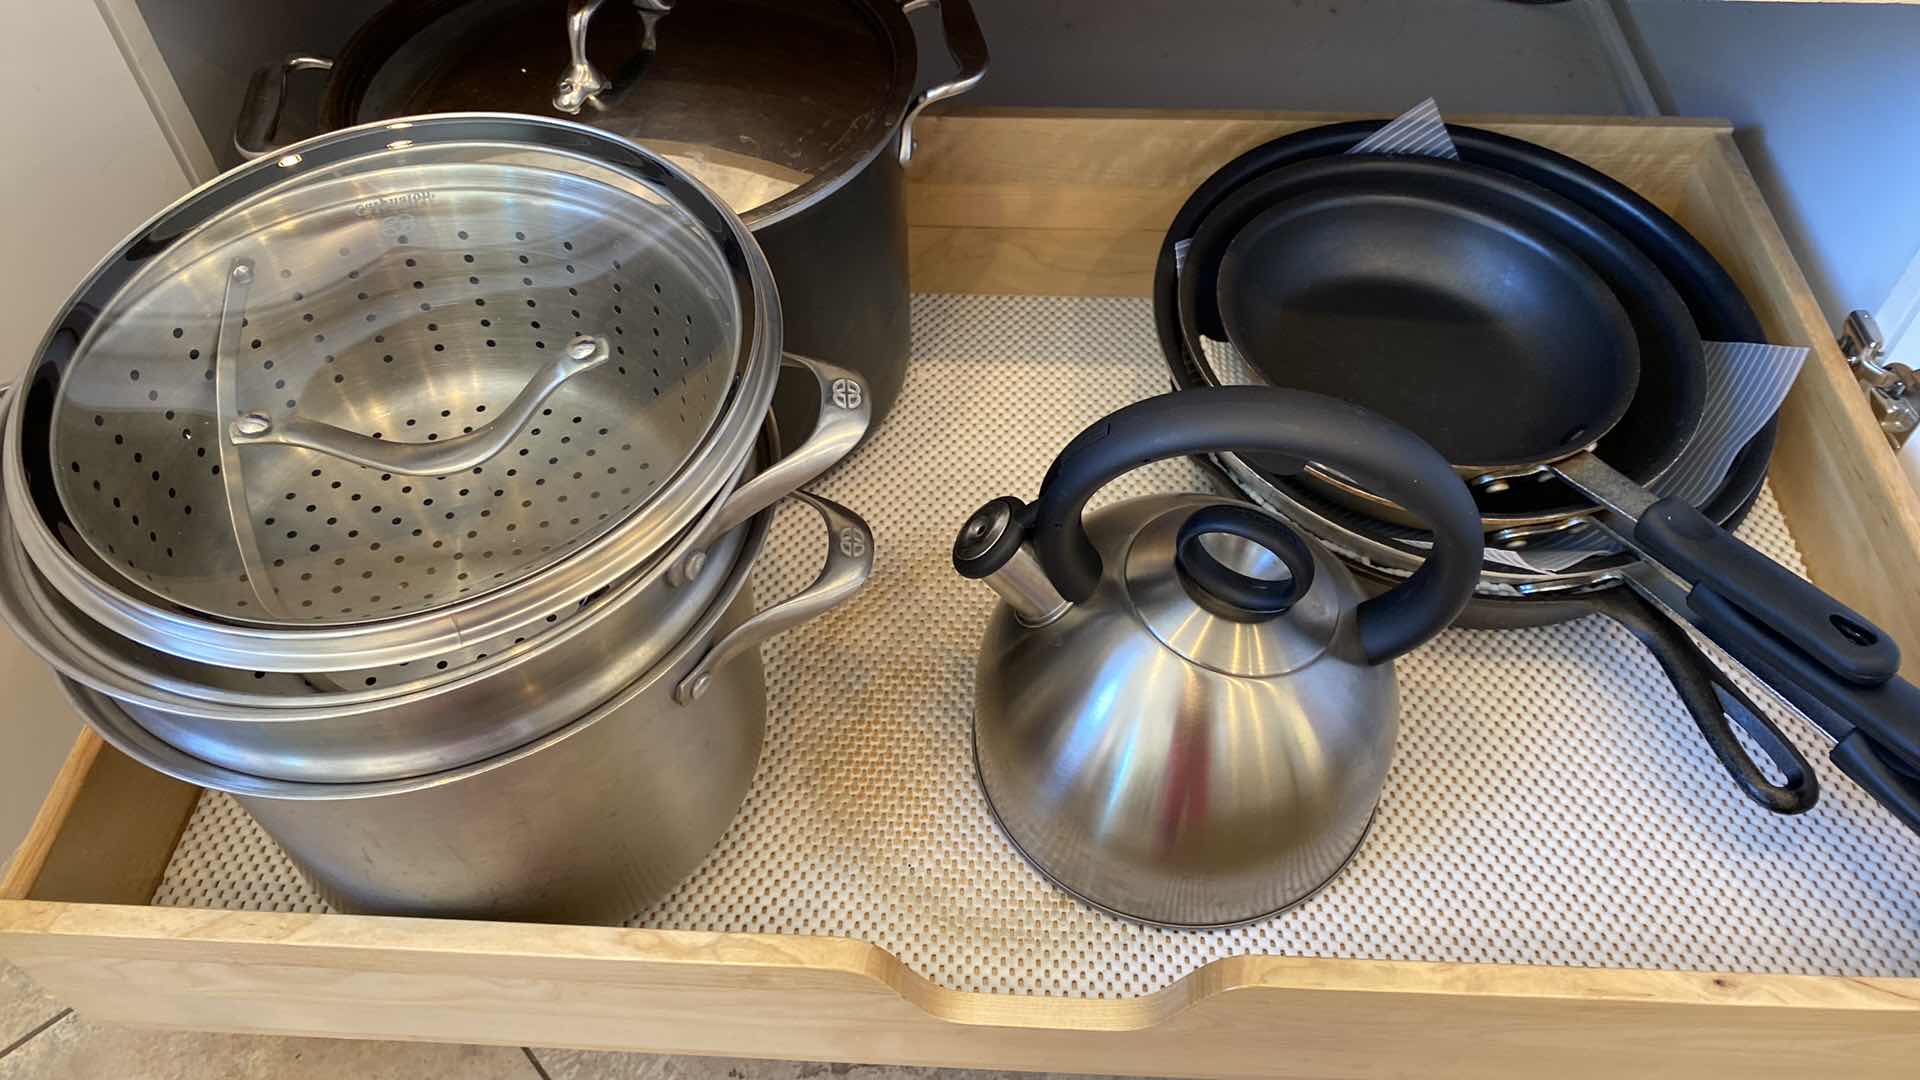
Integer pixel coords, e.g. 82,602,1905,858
1841,309,1918,451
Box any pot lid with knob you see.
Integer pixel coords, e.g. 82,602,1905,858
953,387,1484,926
291,0,988,224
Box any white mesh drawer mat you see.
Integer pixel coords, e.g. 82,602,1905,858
154,294,1920,996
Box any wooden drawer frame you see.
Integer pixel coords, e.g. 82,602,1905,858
3,110,1918,1078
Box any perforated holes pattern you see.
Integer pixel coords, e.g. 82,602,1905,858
54,191,728,623
151,295,1920,997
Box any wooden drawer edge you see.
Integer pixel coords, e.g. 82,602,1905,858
1691,133,1920,672
0,731,102,899
1,731,196,906
1,899,1916,1077
7,897,1920,1013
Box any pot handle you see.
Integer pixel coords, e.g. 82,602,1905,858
670,354,870,584
234,55,334,160
674,491,873,703
1584,587,1818,814
898,0,989,166
225,334,613,475
1031,387,1482,664
552,0,673,114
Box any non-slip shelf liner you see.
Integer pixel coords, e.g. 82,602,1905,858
153,294,1920,997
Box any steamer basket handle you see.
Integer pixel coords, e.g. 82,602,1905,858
226,335,612,476
674,492,873,703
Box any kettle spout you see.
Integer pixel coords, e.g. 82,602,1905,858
953,497,1070,627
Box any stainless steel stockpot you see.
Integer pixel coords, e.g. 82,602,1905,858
47,487,872,923
0,375,866,782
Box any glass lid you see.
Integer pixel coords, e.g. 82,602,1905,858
45,138,742,626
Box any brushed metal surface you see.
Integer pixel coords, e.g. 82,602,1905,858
62,585,766,923
5,115,784,672
970,494,1397,927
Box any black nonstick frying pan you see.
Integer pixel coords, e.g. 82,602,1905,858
1217,188,1638,470
1174,154,1704,523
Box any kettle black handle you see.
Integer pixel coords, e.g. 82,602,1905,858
1032,387,1484,664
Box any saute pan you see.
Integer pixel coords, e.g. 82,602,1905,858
1174,155,1703,524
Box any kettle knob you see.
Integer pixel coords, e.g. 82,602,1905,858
1172,503,1317,620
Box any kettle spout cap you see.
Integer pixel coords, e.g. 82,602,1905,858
955,497,1070,626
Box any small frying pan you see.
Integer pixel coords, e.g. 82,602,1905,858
1176,155,1704,518
1214,188,1637,471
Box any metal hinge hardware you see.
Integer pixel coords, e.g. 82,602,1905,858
1840,309,1919,450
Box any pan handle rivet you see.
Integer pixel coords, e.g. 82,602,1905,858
231,412,274,438
683,672,712,701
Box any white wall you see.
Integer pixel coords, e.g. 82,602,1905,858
955,0,1651,115
1620,0,1920,342
0,2,191,871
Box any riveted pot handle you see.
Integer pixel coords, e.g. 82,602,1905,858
225,335,613,475
234,55,334,159
672,356,869,586
674,491,873,704
898,0,989,166
1032,387,1482,664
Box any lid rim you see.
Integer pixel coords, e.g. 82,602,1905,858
322,0,918,223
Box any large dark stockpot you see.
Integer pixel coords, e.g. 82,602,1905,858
236,0,989,437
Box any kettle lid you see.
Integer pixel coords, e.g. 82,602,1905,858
1124,501,1348,677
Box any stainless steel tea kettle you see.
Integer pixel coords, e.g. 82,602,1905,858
953,387,1483,926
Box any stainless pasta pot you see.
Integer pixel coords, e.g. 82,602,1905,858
50,486,871,923
0,414,871,784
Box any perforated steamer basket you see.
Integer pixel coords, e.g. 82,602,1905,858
2,114,782,671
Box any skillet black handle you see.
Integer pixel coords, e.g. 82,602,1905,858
1031,387,1482,664
1686,584,1920,774
1830,731,1920,835
1585,588,1817,813
1639,500,1899,684
1635,499,1920,782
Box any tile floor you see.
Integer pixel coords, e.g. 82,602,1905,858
0,960,1125,1080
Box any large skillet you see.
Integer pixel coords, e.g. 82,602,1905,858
1174,155,1701,517
1156,120,1763,500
